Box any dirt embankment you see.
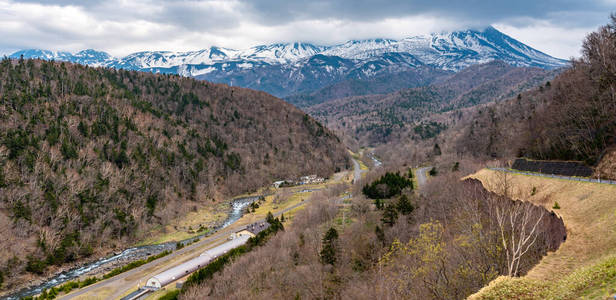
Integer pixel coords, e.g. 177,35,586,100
466,178,566,261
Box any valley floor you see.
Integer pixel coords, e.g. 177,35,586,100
55,161,359,300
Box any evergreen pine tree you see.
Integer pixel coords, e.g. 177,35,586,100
375,225,385,245
320,227,339,265
397,195,414,215
375,198,384,210
382,204,398,227
433,143,442,156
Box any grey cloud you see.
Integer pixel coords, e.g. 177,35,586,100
242,0,610,28
1,0,613,58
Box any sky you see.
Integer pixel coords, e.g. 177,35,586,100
0,0,613,59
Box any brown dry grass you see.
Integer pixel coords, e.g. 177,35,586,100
471,169,616,281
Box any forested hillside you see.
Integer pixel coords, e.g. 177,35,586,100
454,15,616,169
0,58,348,288
307,61,559,145
180,170,564,300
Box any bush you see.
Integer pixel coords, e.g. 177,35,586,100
79,277,98,288
158,289,180,300
429,167,438,176
12,200,32,221
553,202,561,209
103,250,171,279
25,255,47,274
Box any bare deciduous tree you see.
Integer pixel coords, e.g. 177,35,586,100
488,171,546,278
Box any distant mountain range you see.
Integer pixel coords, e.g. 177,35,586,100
306,60,560,145
10,26,567,98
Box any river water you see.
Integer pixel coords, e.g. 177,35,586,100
3,195,261,300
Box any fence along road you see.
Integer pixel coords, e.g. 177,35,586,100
489,167,616,185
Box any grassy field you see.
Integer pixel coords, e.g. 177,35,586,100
136,201,229,246
136,174,346,247
469,169,616,299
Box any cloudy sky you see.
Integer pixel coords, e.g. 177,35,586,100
0,0,613,59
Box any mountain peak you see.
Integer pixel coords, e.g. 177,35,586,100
9,26,566,77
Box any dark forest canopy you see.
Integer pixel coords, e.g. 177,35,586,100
0,58,348,287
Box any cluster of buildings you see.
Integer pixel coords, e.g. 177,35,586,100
272,174,325,188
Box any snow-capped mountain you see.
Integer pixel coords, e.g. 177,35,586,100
10,26,567,97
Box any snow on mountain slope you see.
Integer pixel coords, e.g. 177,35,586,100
11,26,566,72
9,26,567,98
240,42,327,64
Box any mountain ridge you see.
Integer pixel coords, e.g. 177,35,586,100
10,26,567,98
10,27,566,69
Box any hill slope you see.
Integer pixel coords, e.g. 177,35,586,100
453,17,616,168
306,61,559,145
0,58,348,290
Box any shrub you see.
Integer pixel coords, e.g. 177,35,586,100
103,250,171,279
25,255,47,274
553,202,561,209
429,167,438,176
158,290,180,300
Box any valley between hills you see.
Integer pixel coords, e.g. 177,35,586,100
0,12,615,300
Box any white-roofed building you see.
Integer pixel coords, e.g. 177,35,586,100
145,234,251,289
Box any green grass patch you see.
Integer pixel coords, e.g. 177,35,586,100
103,250,171,279
158,289,180,300
22,276,99,300
474,255,616,299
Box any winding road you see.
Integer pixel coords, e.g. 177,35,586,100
489,167,616,185
352,158,364,184
416,166,432,189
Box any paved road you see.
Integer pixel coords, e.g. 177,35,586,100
352,158,364,184
61,227,229,300
60,187,327,300
489,167,616,185
416,167,432,189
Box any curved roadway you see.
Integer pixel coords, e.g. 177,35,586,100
416,166,431,189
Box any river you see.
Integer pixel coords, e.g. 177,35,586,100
3,195,262,300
